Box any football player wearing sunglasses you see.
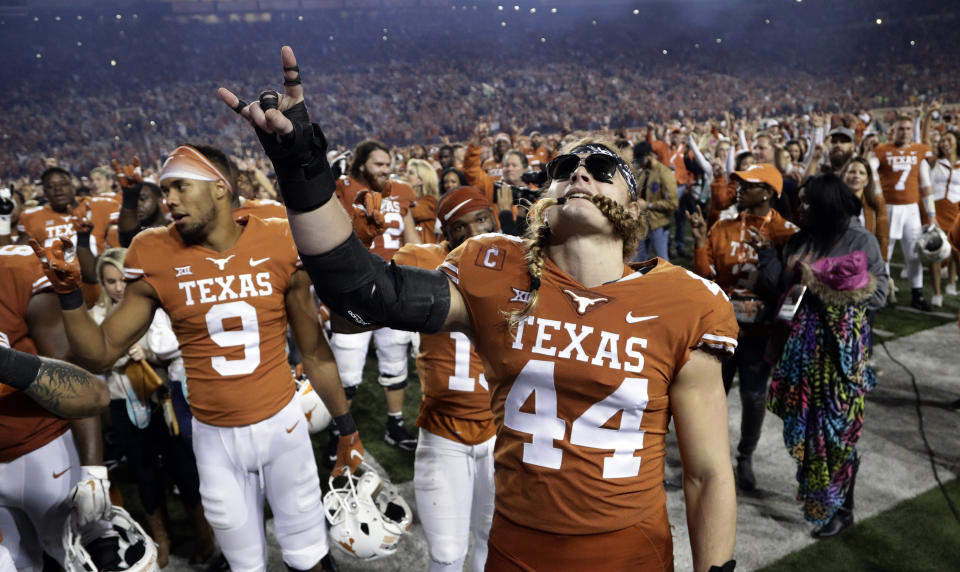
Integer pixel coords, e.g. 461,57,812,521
223,45,738,572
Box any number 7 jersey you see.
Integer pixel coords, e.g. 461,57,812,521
440,234,739,535
123,215,299,426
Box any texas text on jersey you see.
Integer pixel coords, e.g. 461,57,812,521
874,142,933,205
440,233,738,535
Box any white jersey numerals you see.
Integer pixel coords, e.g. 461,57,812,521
503,359,649,479
892,163,911,191
205,301,261,376
379,211,404,250
448,332,488,392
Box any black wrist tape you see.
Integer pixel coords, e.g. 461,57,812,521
333,413,357,436
254,101,335,213
121,185,141,210
708,559,736,572
75,232,90,249
59,289,84,311
0,345,42,391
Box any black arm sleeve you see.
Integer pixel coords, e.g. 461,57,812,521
299,233,451,334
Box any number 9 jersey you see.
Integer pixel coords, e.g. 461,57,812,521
440,234,739,535
123,215,300,426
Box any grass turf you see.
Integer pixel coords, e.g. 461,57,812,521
759,479,960,572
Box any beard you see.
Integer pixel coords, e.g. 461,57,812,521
363,171,386,194
829,149,854,170
174,209,215,246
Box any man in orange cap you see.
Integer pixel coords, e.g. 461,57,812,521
689,163,798,492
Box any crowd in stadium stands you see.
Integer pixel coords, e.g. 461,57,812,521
2,1,960,569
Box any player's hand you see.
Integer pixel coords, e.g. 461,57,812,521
70,466,112,527
218,45,304,141
332,431,365,477
30,237,82,294
686,205,708,247
112,158,143,190
69,201,94,236
745,226,772,251
352,190,386,246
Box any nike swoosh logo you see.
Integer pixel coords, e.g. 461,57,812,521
286,420,300,433
350,450,364,461
52,467,71,479
626,313,659,323
250,257,270,267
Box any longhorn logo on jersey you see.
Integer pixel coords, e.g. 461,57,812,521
562,288,611,316
205,254,235,271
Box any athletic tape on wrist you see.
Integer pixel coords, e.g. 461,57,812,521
58,289,84,311
75,232,90,249
0,345,41,391
333,413,357,436
0,216,10,236
121,186,141,211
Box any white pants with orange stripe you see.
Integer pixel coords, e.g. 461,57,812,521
414,429,496,572
0,431,80,571
192,394,327,572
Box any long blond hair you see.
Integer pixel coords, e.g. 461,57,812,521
507,137,646,332
95,247,127,313
406,158,439,198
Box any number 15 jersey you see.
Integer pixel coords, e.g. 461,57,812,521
440,234,738,535
123,215,299,427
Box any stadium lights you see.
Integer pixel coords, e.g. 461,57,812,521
76,15,82,21
910,40,916,45
55,16,60,21
298,15,303,21
662,49,668,55
382,35,388,41
592,20,597,25
513,5,519,11
76,41,82,47
715,37,723,43
115,14,122,20
501,21,507,27
765,18,771,24
328,35,334,40
33,16,38,22
633,9,639,15
497,5,503,10
110,59,117,66
694,43,700,48
551,8,557,13
35,53,42,59
529,8,536,13
540,37,546,43
875,18,882,24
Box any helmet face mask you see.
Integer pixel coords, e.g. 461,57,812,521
323,462,413,561
916,226,951,264
63,506,159,572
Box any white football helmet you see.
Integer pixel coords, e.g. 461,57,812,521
295,375,332,434
916,225,951,264
323,462,413,561
63,506,159,572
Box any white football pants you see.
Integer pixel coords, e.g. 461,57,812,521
330,328,411,388
886,203,924,289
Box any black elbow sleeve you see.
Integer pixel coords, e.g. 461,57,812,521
299,234,451,334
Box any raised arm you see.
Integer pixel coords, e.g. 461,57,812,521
31,237,158,371
671,349,737,572
218,46,470,337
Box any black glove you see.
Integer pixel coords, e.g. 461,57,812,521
254,98,336,213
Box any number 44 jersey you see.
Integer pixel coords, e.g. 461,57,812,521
440,234,739,535
123,215,299,427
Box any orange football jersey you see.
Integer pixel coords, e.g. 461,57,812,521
874,142,933,205
335,177,416,261
0,245,69,463
233,198,287,220
17,196,119,255
123,215,299,426
440,234,738,535
393,243,495,445
694,209,797,294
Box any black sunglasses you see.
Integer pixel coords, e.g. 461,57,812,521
546,153,620,183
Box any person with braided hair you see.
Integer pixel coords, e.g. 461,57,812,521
220,45,739,572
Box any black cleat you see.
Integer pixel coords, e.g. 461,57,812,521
384,419,417,451
911,289,932,312
736,456,757,492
